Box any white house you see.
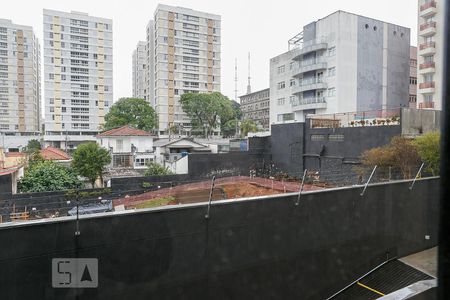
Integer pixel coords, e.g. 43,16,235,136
154,138,210,163
96,125,155,169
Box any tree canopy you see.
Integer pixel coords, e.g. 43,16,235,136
220,100,242,137
18,161,82,193
360,136,421,179
144,162,174,176
180,92,234,137
24,139,42,153
240,119,259,137
413,131,440,176
71,143,111,188
104,98,157,131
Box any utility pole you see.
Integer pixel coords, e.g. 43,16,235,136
234,58,239,138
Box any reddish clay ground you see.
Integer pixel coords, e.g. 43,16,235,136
115,176,322,209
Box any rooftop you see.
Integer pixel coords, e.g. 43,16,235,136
97,125,153,137
40,147,71,161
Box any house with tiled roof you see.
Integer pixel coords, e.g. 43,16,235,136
96,125,155,169
40,147,71,162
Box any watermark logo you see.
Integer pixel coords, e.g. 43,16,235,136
52,258,98,288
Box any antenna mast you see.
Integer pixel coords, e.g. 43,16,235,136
247,52,251,94
234,58,238,102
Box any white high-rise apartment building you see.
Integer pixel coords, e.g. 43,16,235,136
417,0,443,110
145,20,155,107
43,9,113,149
132,41,147,99
0,19,41,136
149,4,221,135
270,11,410,125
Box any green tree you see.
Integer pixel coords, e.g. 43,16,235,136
180,92,234,138
240,119,259,137
220,100,242,136
222,119,238,137
104,98,157,131
71,143,111,188
413,131,440,175
144,162,174,176
360,136,420,179
18,161,82,193
24,139,41,153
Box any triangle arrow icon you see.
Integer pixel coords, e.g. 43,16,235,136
80,265,93,282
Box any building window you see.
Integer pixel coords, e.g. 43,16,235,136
277,81,286,90
290,79,296,87
277,98,285,106
410,77,417,85
277,65,285,74
311,134,326,141
116,139,123,152
328,87,336,97
409,95,417,103
328,67,336,77
328,47,336,57
329,134,344,142
277,113,294,122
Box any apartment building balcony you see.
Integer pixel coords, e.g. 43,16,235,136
418,62,435,74
418,101,435,109
292,38,328,59
418,42,436,56
418,81,435,93
292,59,327,77
419,1,437,18
292,78,327,94
419,22,436,37
291,97,327,110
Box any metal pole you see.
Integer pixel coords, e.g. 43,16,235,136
205,176,216,219
409,162,425,190
75,190,80,236
295,169,308,206
360,165,377,197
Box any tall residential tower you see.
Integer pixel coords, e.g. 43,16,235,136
149,4,221,135
0,19,41,137
43,9,113,149
417,0,443,109
270,11,410,125
132,41,147,99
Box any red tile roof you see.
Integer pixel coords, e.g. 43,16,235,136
5,152,27,158
40,147,71,161
97,125,152,137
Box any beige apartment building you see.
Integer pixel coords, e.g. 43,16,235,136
0,19,41,136
43,9,113,149
417,0,443,109
148,4,221,135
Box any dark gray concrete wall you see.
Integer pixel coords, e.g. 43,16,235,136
187,152,264,178
0,174,12,198
0,177,438,300
305,124,401,159
270,122,305,176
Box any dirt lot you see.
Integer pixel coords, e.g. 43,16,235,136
116,176,323,210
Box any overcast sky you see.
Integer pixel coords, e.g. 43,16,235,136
3,0,418,102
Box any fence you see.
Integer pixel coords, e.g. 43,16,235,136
0,162,434,224
308,107,401,128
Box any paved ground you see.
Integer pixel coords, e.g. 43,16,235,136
399,247,437,278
